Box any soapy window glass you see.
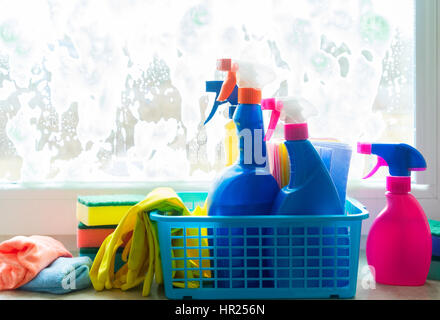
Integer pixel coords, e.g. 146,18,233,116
0,0,415,182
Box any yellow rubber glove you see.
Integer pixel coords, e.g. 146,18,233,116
172,201,211,288
90,187,190,296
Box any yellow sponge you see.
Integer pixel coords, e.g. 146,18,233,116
76,194,145,226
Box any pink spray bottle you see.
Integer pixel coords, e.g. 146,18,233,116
358,142,431,286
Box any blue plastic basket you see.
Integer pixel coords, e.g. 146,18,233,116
150,192,368,299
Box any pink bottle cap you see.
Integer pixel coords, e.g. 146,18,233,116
386,176,411,193
357,142,372,154
284,123,309,141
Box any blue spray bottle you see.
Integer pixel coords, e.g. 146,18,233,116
206,59,280,216
262,96,344,287
262,97,344,215
206,59,280,288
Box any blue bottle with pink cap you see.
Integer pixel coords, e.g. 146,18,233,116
272,123,344,215
262,97,344,216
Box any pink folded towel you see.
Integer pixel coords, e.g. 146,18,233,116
0,235,72,290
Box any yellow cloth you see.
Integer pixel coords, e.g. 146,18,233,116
90,187,192,296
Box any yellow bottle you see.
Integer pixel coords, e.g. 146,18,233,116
224,119,238,166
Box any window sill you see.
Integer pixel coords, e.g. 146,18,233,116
0,180,438,236
0,181,211,199
0,179,436,200
0,234,439,300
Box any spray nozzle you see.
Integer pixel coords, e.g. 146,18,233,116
217,59,238,102
357,142,427,179
261,98,281,141
261,97,318,141
204,81,238,125
216,59,276,104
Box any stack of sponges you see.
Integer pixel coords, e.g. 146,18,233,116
428,219,440,280
76,194,145,272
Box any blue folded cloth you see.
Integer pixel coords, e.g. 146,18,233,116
20,256,93,294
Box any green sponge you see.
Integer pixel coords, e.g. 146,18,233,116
429,220,440,259
77,194,146,207
429,219,440,237
77,194,145,226
77,222,117,229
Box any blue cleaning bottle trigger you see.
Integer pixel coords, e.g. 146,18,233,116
204,81,238,125
357,143,427,179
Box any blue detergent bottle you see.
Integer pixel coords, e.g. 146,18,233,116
262,97,344,287
206,59,280,216
205,59,280,288
262,97,343,215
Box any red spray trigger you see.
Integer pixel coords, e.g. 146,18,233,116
261,98,282,141
217,59,238,102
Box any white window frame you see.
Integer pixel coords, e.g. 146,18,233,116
350,0,440,229
0,0,438,236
